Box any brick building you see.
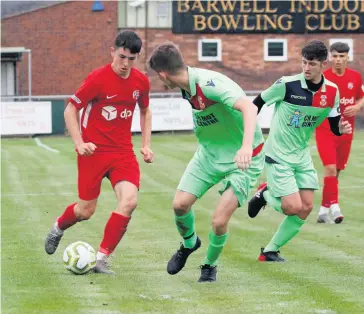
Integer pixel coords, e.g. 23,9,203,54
2,0,364,97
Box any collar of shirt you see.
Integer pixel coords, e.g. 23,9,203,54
187,66,198,96
299,72,326,92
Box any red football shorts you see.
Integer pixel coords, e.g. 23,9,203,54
77,152,140,200
315,129,353,170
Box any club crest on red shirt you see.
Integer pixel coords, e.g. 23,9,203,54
133,90,140,100
320,95,327,106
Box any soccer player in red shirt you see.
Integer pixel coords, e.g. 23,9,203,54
316,42,364,224
44,31,154,274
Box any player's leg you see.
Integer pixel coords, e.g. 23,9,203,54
198,187,238,283
45,154,104,254
263,163,319,259
95,156,140,275
253,162,306,262
167,153,217,275
332,134,353,223
248,161,297,217
315,129,337,223
198,153,264,282
259,192,304,262
258,164,317,261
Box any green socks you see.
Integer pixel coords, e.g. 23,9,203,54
175,212,229,265
175,210,197,249
263,190,283,213
203,230,229,266
264,215,305,252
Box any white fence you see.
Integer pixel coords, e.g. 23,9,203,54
0,101,52,135
0,93,274,135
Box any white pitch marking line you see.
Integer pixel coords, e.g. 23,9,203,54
139,294,152,300
34,137,60,153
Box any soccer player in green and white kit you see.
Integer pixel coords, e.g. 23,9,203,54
148,43,265,282
248,40,352,262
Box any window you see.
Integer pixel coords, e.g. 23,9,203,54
329,38,354,61
118,1,172,28
264,39,288,62
198,39,222,62
1,62,15,96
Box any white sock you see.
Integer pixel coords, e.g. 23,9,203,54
318,206,329,216
96,251,107,260
54,222,64,235
330,203,341,214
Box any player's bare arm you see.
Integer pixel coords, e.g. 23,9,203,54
233,97,258,171
139,106,154,163
344,96,364,117
64,102,96,156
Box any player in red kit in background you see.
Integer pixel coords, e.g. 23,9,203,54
45,31,154,275
316,42,364,224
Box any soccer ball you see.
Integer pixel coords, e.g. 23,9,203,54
63,241,96,275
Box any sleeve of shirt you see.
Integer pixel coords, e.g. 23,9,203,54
69,72,101,110
356,73,364,100
260,77,286,106
138,76,150,109
202,77,245,108
328,88,341,117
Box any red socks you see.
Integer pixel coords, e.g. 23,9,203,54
57,205,130,255
57,203,78,230
321,176,338,207
99,212,131,255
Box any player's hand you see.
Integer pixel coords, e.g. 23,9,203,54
76,142,97,156
343,104,361,117
339,118,353,135
234,145,253,171
140,147,154,163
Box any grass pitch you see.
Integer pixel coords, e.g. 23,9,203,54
2,131,364,314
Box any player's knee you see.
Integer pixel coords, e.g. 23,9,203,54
172,198,191,215
118,197,138,215
299,203,313,219
76,202,96,220
324,165,337,177
282,202,302,216
211,217,228,235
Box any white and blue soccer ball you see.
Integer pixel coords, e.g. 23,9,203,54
63,241,96,275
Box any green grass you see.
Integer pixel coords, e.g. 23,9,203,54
1,131,364,314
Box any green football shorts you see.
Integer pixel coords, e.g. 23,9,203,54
177,147,264,207
265,158,319,198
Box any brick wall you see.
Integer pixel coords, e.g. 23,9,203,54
139,30,364,93
2,1,364,95
1,1,118,96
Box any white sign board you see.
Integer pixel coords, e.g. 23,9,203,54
79,96,273,133
131,96,274,132
257,103,275,129
1,101,52,135
132,98,194,132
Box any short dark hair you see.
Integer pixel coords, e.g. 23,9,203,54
114,31,142,54
148,43,186,75
330,42,350,53
302,40,328,62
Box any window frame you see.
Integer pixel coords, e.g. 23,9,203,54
198,39,222,62
264,39,288,62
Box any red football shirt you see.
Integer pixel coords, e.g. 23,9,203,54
318,68,364,130
69,64,150,152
